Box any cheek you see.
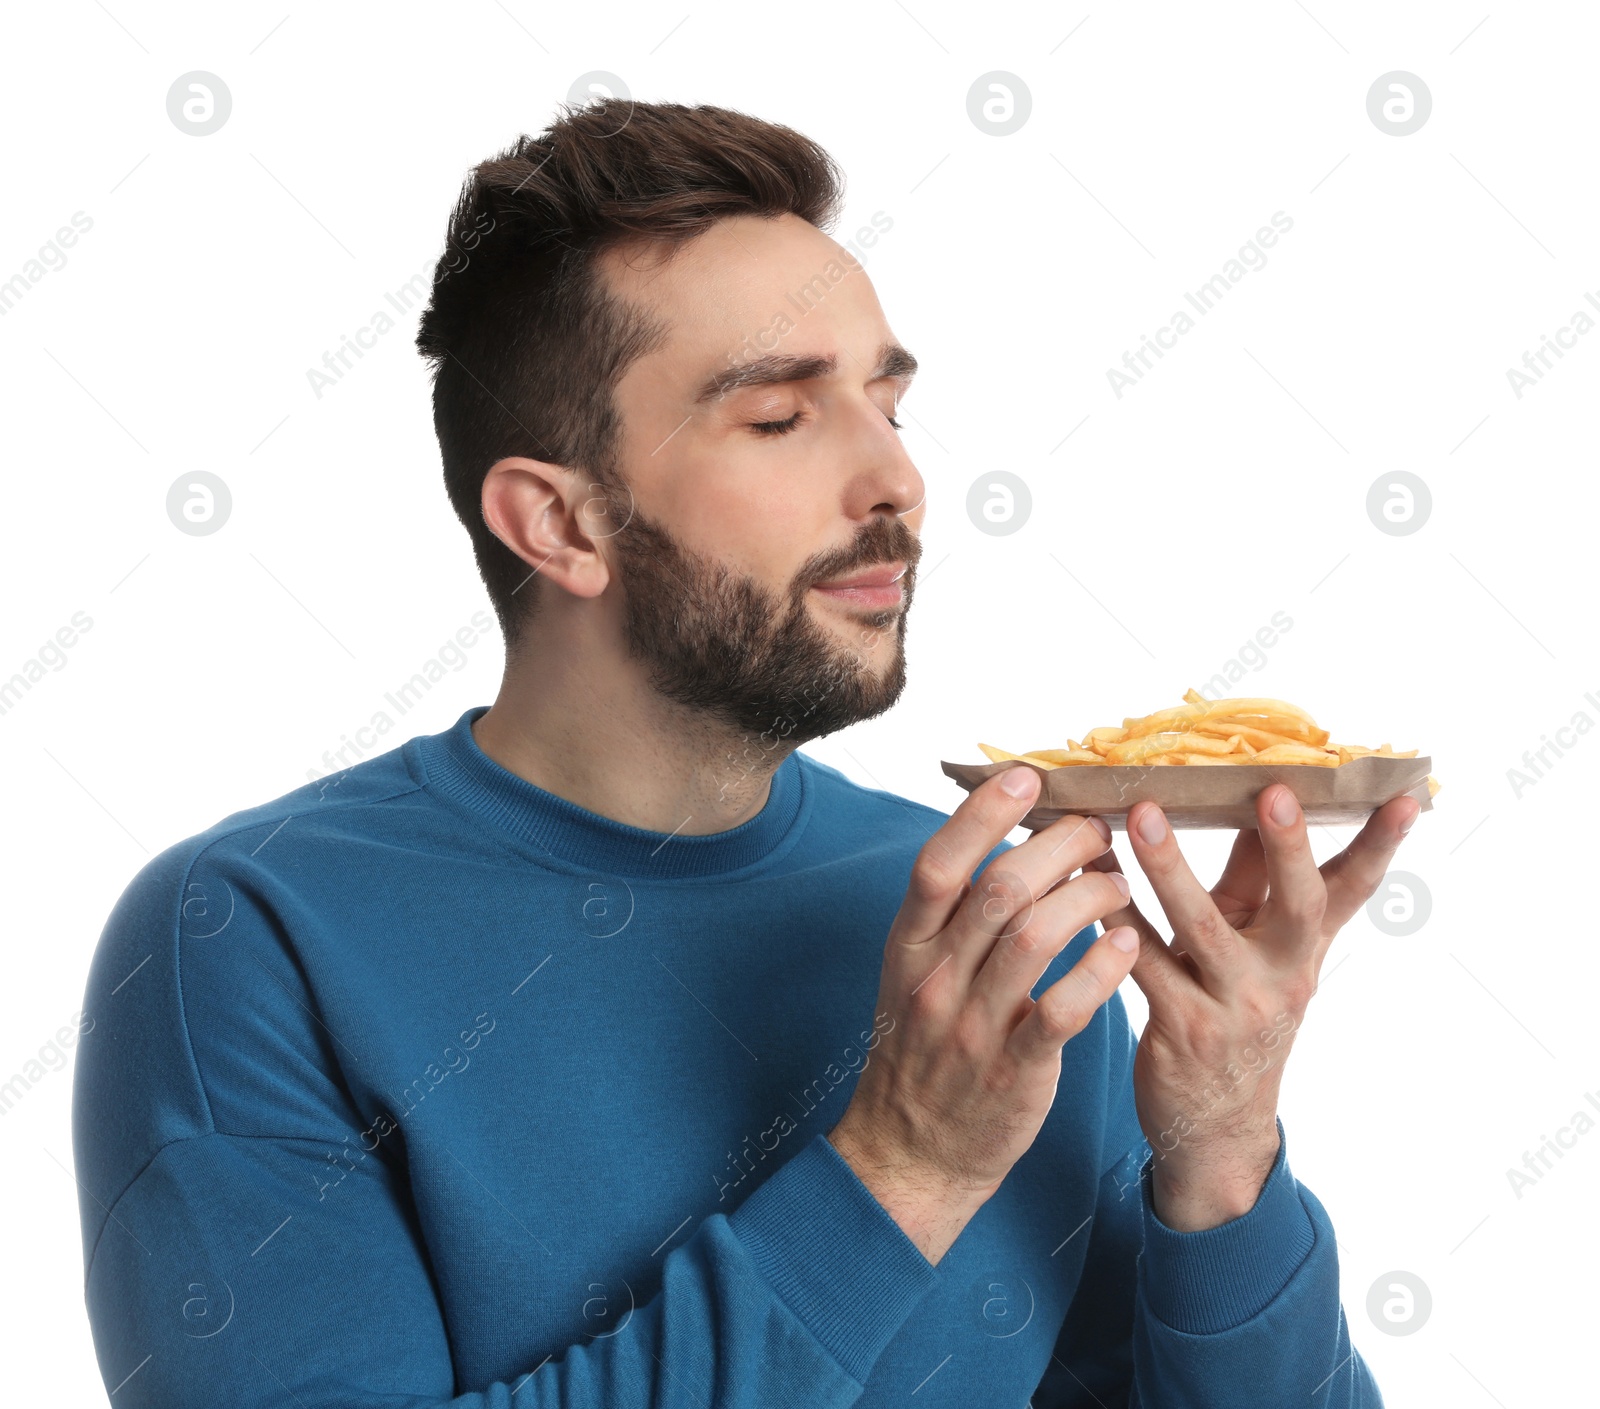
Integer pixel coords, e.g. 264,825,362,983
691,471,834,592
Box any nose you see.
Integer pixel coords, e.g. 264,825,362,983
854,414,925,528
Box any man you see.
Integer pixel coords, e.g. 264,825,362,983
74,99,1413,1406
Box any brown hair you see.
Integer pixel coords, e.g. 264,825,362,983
415,100,846,656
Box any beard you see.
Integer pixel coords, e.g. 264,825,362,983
603,496,919,747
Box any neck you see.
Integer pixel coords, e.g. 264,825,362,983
472,607,789,836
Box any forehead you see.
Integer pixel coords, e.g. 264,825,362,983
597,212,887,366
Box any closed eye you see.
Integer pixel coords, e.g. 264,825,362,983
749,409,904,436
750,412,805,436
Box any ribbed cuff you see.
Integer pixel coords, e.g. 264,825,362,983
727,1131,939,1384
1137,1117,1318,1335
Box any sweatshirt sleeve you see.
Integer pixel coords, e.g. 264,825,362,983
73,842,939,1409
80,1127,937,1408
1034,995,1386,1408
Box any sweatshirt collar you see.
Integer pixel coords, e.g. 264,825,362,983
415,705,806,881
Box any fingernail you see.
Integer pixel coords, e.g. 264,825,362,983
1089,815,1111,842
1000,766,1038,799
1109,926,1139,953
1108,871,1130,899
1136,806,1167,846
1398,801,1419,835
1270,787,1300,828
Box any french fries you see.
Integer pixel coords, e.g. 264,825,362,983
978,688,1441,798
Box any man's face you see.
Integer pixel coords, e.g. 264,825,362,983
592,212,927,749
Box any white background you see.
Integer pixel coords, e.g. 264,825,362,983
1,1,1591,1402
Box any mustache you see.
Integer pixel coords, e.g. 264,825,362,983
802,527,921,593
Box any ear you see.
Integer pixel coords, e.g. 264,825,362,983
481,456,617,601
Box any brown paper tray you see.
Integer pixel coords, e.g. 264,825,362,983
940,754,1435,831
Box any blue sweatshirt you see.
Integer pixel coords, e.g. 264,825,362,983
73,704,1381,1407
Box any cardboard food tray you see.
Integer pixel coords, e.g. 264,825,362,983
940,755,1435,831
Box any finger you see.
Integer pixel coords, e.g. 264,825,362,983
1008,812,1115,906
1124,801,1242,985
1210,826,1270,922
1082,847,1192,1000
969,869,1132,1021
1251,784,1328,941
1006,926,1140,1066
1320,794,1420,932
895,765,1045,946
944,809,1115,990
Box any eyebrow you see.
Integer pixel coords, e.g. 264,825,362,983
694,341,918,404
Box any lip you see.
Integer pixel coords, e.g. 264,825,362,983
810,560,907,609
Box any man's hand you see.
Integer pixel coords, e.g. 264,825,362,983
830,764,1141,1264
1086,782,1421,1232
